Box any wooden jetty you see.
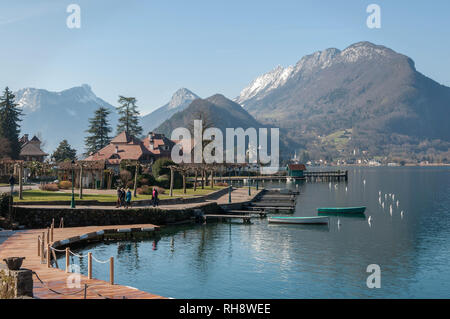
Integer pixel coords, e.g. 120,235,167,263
0,224,165,299
203,214,256,224
214,170,348,183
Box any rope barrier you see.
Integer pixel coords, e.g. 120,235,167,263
33,272,85,296
69,250,90,258
49,246,66,253
33,271,114,299
91,255,110,264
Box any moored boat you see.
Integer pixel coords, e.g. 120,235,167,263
317,207,366,214
268,216,329,225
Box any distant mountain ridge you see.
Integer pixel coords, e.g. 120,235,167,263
14,84,118,154
235,41,450,161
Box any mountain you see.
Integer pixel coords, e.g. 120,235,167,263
141,88,200,134
155,94,296,159
236,42,450,162
14,84,118,154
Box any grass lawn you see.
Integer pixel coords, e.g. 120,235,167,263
13,186,227,202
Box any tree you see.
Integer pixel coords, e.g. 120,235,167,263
116,96,142,137
0,87,22,159
52,140,77,162
0,137,11,159
85,107,112,156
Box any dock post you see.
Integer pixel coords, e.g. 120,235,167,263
228,185,232,203
65,248,70,273
47,244,51,268
37,236,41,257
88,252,92,279
110,257,114,285
41,232,45,264
248,179,251,196
256,180,259,190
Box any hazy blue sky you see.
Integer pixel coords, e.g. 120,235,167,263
1,0,449,115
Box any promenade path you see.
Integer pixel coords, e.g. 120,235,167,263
14,187,261,210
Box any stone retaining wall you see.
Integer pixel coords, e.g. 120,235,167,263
11,202,222,229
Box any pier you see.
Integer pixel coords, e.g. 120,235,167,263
214,170,348,183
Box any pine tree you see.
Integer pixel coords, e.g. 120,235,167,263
0,87,22,159
116,96,142,137
52,140,77,162
84,107,112,156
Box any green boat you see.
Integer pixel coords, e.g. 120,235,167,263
317,206,366,214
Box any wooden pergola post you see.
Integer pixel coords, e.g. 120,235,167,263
19,162,23,200
194,169,198,192
79,164,83,199
169,167,174,197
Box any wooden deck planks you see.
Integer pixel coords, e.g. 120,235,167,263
0,224,166,299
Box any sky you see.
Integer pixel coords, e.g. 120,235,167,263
0,0,449,115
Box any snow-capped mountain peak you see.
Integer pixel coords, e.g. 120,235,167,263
168,88,199,110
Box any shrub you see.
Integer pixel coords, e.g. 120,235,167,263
59,181,72,189
39,183,59,192
0,193,10,217
215,182,229,187
137,185,166,195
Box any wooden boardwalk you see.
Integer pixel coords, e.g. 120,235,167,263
0,225,165,299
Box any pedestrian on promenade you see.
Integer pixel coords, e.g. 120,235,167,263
116,187,122,208
125,188,132,209
152,187,159,207
8,175,15,195
120,188,126,208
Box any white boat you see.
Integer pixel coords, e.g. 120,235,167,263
268,216,329,225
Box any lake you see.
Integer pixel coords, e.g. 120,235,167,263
61,167,450,298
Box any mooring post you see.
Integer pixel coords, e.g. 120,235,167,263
41,232,45,264
47,228,50,244
65,247,70,273
47,244,51,268
37,236,41,257
110,257,114,285
228,184,232,203
88,252,92,279
248,179,251,196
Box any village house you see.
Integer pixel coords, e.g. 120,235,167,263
19,134,48,162
67,131,177,188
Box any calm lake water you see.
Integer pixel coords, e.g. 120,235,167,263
62,167,450,298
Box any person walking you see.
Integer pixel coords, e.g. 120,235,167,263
120,188,126,208
152,187,159,207
125,188,132,209
116,187,122,208
8,175,15,195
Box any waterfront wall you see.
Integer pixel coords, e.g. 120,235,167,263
11,202,222,229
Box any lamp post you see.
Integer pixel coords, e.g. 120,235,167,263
70,160,76,208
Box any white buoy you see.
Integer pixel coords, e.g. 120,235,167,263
396,200,399,207
378,197,382,205
345,186,348,192
401,211,404,219
368,216,372,227
363,179,366,186
389,205,393,216
378,191,381,196
382,202,385,209
392,194,395,201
